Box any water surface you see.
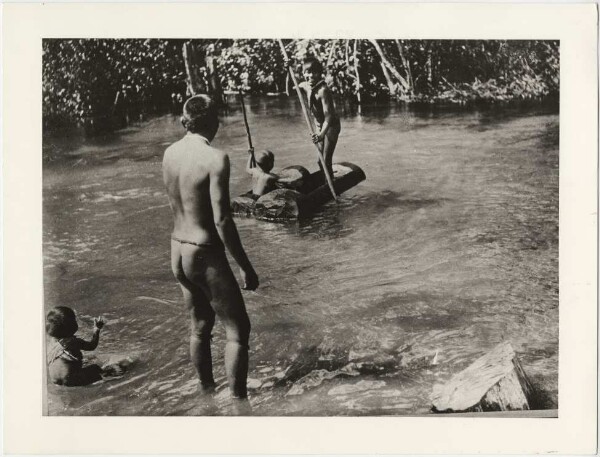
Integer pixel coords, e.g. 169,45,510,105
43,97,559,415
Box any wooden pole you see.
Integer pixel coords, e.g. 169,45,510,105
239,89,256,167
277,39,337,201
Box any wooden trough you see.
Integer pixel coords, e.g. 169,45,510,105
231,162,366,221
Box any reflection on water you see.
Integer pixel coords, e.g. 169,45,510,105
43,97,558,416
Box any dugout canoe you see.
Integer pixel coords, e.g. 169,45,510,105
231,162,366,221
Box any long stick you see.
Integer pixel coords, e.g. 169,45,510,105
239,89,256,167
277,39,337,201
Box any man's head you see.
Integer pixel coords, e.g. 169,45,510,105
181,95,219,140
302,57,323,85
46,306,78,338
256,150,275,172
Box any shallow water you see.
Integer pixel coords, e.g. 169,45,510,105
43,97,558,416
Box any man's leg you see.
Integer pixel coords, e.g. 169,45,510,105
222,310,251,398
181,286,216,392
203,256,251,399
172,241,216,392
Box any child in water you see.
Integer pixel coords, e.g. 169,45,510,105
246,148,278,198
299,57,341,178
46,306,118,386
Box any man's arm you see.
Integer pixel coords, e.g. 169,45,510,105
210,153,259,290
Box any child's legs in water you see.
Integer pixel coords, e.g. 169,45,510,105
319,124,340,176
57,364,103,386
175,242,251,398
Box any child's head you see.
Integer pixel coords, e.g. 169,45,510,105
181,95,219,140
302,57,323,83
46,306,78,338
256,150,274,172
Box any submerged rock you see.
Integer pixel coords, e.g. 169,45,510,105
286,364,360,396
328,380,387,396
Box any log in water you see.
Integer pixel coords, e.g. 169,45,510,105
431,342,534,413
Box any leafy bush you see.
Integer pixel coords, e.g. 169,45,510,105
43,39,559,132
43,39,186,131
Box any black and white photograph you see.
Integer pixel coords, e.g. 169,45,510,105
42,37,560,417
3,2,597,455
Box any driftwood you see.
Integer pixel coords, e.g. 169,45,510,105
432,342,535,413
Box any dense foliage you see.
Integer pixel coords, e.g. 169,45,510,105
43,39,186,131
43,39,559,132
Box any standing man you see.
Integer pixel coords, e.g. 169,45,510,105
163,94,258,399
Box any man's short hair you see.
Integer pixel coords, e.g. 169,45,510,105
302,57,323,75
182,95,218,134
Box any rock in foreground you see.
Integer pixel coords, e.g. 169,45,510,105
432,342,534,413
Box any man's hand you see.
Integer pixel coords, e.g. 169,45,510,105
93,317,105,330
248,147,254,156
311,132,323,144
240,267,259,291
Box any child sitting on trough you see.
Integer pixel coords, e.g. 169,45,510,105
246,148,279,198
46,306,122,386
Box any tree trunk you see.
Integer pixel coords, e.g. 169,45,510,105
182,41,205,95
379,62,396,96
394,40,414,96
204,45,224,106
432,342,535,413
368,39,410,96
344,39,350,69
353,40,362,110
182,42,224,106
327,39,338,69
426,46,433,89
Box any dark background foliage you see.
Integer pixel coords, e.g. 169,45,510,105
43,39,559,133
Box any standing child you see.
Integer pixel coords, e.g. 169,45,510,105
299,57,341,178
46,306,108,386
246,148,278,198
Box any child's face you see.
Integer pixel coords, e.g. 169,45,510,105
303,65,320,85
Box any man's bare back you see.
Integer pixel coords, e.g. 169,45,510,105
163,134,224,246
163,95,258,400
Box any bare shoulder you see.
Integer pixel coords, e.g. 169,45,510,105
163,138,184,163
207,147,230,173
317,84,332,98
298,81,310,92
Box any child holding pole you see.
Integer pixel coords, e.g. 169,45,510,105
299,57,341,178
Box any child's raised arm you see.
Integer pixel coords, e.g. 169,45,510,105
77,317,104,351
246,147,255,174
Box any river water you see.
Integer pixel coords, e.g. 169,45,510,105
43,97,558,416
